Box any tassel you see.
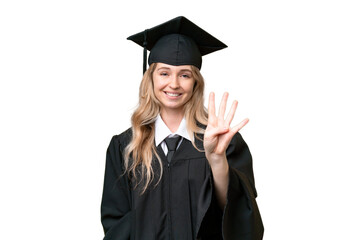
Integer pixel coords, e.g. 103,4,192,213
143,29,148,74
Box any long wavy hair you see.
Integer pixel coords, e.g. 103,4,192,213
124,63,208,193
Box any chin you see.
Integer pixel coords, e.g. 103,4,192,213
161,103,186,112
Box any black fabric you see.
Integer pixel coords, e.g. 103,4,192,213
101,128,264,240
127,16,227,70
164,136,182,163
149,34,202,69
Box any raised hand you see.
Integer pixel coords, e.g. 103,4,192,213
204,92,249,166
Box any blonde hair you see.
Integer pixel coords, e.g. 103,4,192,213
124,63,208,193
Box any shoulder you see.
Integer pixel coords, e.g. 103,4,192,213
109,127,133,152
227,132,248,153
114,127,133,144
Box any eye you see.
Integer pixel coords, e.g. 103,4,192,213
160,72,169,76
180,74,191,78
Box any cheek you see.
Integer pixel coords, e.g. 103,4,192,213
184,80,195,95
153,77,166,91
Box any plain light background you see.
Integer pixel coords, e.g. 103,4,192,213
1,0,359,239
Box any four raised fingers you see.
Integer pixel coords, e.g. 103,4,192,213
205,92,248,154
210,92,245,129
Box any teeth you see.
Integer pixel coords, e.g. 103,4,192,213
166,92,180,97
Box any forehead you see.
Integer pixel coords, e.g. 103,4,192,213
155,63,192,71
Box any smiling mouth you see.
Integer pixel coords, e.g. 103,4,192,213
164,91,182,97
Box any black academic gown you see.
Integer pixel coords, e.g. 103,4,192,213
101,128,264,240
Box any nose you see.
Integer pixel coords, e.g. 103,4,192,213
169,75,180,89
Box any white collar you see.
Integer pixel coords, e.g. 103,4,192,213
155,115,192,147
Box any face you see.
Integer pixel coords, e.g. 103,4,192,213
152,63,195,114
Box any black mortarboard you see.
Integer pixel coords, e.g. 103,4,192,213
127,16,227,73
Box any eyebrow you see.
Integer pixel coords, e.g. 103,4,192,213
179,69,192,72
157,67,170,71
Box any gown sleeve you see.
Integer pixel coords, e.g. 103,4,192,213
101,135,133,240
222,132,264,240
197,132,264,240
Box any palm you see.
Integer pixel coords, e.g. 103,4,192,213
204,92,248,163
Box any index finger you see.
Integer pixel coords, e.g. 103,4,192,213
208,92,216,119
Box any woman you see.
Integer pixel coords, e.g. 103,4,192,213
101,16,264,240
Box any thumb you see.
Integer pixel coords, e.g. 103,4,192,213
205,126,229,140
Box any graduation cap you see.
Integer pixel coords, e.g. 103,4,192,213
127,16,227,73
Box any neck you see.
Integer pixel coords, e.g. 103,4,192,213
160,109,184,133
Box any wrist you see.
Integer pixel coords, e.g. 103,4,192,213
206,154,228,171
